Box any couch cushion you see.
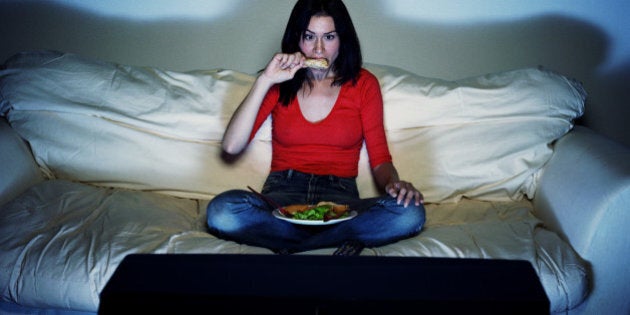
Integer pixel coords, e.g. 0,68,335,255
359,64,585,202
374,199,589,312
0,180,587,312
0,51,585,202
0,117,44,206
0,51,264,199
0,180,270,311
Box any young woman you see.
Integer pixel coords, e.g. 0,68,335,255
207,0,425,255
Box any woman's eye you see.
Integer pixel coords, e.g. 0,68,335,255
303,34,314,41
325,34,336,40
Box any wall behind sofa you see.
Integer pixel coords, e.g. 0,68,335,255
0,0,628,147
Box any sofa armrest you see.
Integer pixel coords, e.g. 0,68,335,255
0,117,44,206
533,126,630,314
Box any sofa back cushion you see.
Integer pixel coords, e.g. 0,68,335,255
0,51,585,202
360,63,585,202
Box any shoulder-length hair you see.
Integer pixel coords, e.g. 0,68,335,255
278,0,362,106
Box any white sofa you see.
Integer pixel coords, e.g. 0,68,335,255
0,51,628,314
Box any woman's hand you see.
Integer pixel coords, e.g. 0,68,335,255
385,180,424,207
261,52,306,84
373,162,424,207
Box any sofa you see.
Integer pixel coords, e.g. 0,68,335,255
0,50,628,314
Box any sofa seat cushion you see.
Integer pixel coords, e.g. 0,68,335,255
0,180,587,312
0,180,270,312
373,200,589,312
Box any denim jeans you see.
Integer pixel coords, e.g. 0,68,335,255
206,170,425,253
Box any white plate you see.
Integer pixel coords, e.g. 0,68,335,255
272,209,357,226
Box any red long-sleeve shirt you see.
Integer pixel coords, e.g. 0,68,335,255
249,69,391,178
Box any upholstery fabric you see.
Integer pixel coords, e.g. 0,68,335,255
0,180,587,312
0,118,43,206
0,51,585,203
533,126,630,314
361,63,585,202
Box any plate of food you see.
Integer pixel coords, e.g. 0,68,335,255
272,201,357,226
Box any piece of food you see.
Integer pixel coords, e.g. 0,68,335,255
315,201,349,215
283,204,311,215
283,201,349,221
304,58,329,69
292,204,333,220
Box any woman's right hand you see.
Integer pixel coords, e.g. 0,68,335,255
260,52,306,84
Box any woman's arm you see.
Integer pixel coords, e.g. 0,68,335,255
222,76,274,155
222,53,305,155
373,162,424,207
358,72,423,207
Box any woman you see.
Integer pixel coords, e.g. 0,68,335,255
207,0,425,255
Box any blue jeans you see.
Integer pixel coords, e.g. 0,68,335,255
206,170,425,253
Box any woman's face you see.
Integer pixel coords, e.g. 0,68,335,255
299,15,340,71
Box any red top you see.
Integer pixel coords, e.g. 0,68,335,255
249,69,391,177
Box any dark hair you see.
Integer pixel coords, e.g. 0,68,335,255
278,0,362,106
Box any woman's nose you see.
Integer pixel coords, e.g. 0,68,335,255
314,38,324,54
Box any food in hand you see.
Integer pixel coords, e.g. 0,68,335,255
284,201,349,221
304,58,329,69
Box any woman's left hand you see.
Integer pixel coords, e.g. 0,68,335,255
385,180,424,207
